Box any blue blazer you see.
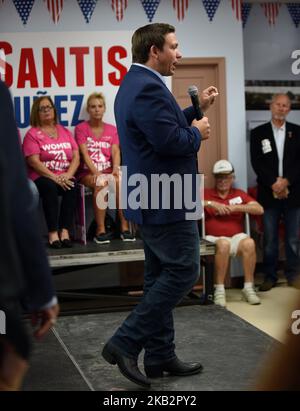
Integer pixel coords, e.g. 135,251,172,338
114,64,202,225
0,80,55,312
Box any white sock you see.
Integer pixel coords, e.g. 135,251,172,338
214,284,225,292
244,282,253,290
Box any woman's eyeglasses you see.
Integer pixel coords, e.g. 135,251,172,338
39,105,54,112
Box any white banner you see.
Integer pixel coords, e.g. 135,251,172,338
0,31,132,138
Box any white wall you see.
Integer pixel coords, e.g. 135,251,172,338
244,3,300,80
0,0,247,188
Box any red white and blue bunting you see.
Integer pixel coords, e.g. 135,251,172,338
13,0,34,25
45,0,64,24
287,3,300,28
261,2,281,26
77,0,98,23
202,0,221,22
231,0,242,21
4,1,300,27
140,0,161,23
242,2,252,28
173,0,189,21
111,0,128,22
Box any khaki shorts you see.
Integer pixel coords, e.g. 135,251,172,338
205,233,249,257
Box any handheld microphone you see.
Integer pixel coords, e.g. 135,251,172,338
188,85,203,120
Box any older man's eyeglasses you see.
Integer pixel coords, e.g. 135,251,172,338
39,105,54,112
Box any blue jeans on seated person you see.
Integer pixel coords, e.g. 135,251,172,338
109,220,200,365
263,204,300,283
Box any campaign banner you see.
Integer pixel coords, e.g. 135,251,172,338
0,31,132,137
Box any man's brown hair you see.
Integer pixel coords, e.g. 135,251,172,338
132,23,175,64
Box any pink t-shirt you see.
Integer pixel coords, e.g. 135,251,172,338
74,121,119,179
23,125,78,181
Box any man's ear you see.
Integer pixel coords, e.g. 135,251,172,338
150,45,159,59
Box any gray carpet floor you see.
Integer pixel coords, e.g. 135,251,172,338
23,305,276,391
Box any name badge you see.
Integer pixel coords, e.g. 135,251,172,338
229,196,243,205
261,138,272,154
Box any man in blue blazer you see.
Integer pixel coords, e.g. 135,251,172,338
102,23,218,388
250,94,300,291
0,80,59,390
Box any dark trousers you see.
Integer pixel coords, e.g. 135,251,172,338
110,220,200,365
263,204,300,282
0,301,31,361
35,177,77,232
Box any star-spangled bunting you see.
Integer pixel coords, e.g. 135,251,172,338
202,0,220,22
173,0,189,21
140,0,160,22
231,0,242,21
13,0,35,25
242,2,252,28
111,0,128,21
77,0,98,23
261,2,281,26
287,3,300,28
45,0,64,24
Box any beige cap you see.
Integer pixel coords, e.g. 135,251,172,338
213,160,234,174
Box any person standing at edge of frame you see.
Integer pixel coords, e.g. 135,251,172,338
101,23,218,388
0,80,59,391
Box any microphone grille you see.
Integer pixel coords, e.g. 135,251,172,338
187,85,198,97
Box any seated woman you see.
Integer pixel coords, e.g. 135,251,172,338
23,96,79,248
75,92,135,244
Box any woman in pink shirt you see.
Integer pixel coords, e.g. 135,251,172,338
23,96,79,248
75,92,134,244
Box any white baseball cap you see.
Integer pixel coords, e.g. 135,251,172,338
213,160,234,175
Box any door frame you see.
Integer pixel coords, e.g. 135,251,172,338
172,57,228,160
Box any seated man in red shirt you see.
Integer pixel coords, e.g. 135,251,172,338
204,160,264,307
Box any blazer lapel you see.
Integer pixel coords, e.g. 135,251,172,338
283,122,293,163
266,122,279,163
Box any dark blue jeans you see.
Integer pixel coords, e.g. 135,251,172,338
110,220,200,365
263,205,300,282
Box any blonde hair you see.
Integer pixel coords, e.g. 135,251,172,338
86,92,106,110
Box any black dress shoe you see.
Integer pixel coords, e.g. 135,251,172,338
144,357,203,378
102,342,151,388
259,279,276,292
60,239,72,248
48,240,61,249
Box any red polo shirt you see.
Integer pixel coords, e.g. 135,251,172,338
204,188,255,237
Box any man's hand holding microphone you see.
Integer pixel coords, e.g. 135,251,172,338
188,85,219,141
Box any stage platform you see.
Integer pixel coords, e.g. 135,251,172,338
23,305,276,391
48,238,215,267
48,238,216,312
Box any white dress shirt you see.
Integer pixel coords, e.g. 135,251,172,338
272,121,286,177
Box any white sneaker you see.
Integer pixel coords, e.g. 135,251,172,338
214,290,226,307
242,287,261,305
